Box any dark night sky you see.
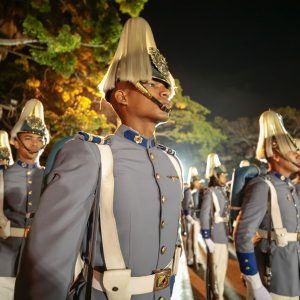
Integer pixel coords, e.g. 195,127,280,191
140,0,300,119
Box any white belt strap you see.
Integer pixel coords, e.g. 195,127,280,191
84,260,173,295
257,229,300,242
96,145,125,270
263,178,292,247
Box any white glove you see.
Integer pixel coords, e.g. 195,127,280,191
0,219,10,239
204,238,215,253
245,273,271,300
185,215,195,224
253,286,272,300
0,214,8,228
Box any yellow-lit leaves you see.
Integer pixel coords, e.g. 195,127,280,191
26,78,41,88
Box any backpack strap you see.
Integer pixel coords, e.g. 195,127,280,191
259,177,289,247
0,170,9,235
96,144,126,269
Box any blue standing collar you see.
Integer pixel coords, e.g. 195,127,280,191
16,159,38,169
123,129,156,149
272,171,289,183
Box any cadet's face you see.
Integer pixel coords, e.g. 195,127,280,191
283,151,300,173
193,180,202,190
128,80,171,123
14,133,44,161
218,173,227,186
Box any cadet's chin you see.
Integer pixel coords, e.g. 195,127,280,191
156,113,170,127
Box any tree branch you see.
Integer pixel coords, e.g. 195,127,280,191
0,38,106,49
0,38,39,46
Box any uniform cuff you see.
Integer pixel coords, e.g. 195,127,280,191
236,252,258,275
201,229,211,239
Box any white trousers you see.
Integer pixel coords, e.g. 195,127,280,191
247,286,299,300
0,277,15,300
270,293,299,300
212,243,228,300
186,220,205,265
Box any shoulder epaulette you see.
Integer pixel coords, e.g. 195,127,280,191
78,131,110,145
157,144,176,156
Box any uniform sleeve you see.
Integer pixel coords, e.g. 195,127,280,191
200,189,212,239
234,177,269,275
182,189,192,215
14,139,100,300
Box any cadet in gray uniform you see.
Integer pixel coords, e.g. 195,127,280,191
200,153,229,300
0,130,14,233
182,167,204,267
0,99,49,300
15,17,183,300
235,110,300,300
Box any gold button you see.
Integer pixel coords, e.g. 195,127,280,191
161,196,166,203
245,266,250,270
245,259,249,263
28,191,32,195
27,171,31,176
28,202,32,206
158,298,164,300
150,153,155,160
160,246,166,254
161,220,165,228
28,180,32,184
155,173,160,180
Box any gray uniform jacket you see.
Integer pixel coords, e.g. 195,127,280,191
14,125,183,300
200,186,229,244
235,172,300,296
0,161,44,276
182,188,193,215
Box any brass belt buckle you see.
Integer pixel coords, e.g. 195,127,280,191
297,232,300,241
24,226,31,238
153,268,171,291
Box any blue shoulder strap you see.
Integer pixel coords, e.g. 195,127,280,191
43,136,73,186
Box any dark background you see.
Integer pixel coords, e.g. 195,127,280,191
141,0,300,119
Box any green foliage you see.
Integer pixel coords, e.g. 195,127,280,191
30,0,51,13
115,0,149,17
23,15,49,41
23,16,81,77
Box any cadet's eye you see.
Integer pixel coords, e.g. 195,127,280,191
146,83,155,87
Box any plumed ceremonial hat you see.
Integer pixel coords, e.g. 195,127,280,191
0,130,13,165
10,99,49,145
256,110,298,160
205,153,226,179
99,17,175,101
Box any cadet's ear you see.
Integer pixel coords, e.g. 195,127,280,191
13,137,20,150
114,89,128,106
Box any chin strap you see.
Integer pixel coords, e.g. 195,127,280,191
134,82,172,113
16,136,45,155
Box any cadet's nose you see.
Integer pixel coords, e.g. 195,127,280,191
160,87,170,100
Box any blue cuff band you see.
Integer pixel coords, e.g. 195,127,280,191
201,229,211,239
236,252,258,275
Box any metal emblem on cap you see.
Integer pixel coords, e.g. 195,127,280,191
148,47,169,80
0,147,10,160
25,116,45,131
